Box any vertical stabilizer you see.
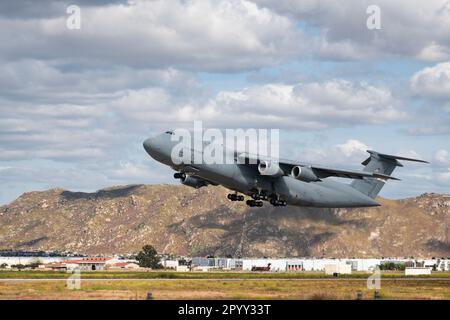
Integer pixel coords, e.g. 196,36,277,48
351,150,428,198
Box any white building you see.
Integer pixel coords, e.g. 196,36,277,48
162,259,179,269
176,265,189,272
405,267,432,275
241,259,287,272
437,259,450,271
287,258,368,272
324,264,352,275
345,259,381,271
0,256,88,269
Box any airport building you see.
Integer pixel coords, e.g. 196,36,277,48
34,257,140,271
70,257,112,271
182,257,450,272
2,254,448,273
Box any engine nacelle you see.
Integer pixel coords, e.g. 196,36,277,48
258,160,284,177
181,176,208,189
291,166,320,182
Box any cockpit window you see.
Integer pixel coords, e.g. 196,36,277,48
165,130,174,135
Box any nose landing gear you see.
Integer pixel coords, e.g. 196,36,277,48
174,172,186,179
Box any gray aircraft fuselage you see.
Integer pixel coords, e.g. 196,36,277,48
143,132,381,208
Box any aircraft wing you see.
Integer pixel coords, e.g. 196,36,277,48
236,152,400,181
304,165,400,180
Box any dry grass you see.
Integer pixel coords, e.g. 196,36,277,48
0,279,448,300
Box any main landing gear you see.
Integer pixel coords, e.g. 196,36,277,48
227,193,244,201
227,190,287,208
246,199,263,207
267,192,287,207
251,193,268,201
270,198,287,207
227,192,262,207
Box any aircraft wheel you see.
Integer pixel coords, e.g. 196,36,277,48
229,194,244,201
246,199,263,207
271,200,287,207
174,172,185,179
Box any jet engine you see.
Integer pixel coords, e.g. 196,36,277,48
180,175,208,189
258,160,284,177
291,166,320,182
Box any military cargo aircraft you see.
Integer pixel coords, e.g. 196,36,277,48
143,131,428,208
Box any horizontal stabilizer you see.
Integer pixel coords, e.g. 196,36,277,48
363,150,429,167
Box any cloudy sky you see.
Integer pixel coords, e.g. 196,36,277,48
1,0,450,204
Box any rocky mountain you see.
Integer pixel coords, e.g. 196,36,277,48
0,184,449,257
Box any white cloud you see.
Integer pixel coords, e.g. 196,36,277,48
334,139,369,158
435,149,450,165
417,42,450,62
295,139,370,166
405,125,450,136
410,61,450,100
0,0,303,72
395,149,425,160
109,161,156,180
107,80,407,130
0,101,116,161
258,0,450,61
438,169,450,181
207,80,406,128
0,59,199,103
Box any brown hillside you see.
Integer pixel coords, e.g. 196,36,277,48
0,185,449,257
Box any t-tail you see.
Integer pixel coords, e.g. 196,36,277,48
351,150,429,199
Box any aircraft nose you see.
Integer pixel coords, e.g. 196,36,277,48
143,137,156,154
143,133,172,163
